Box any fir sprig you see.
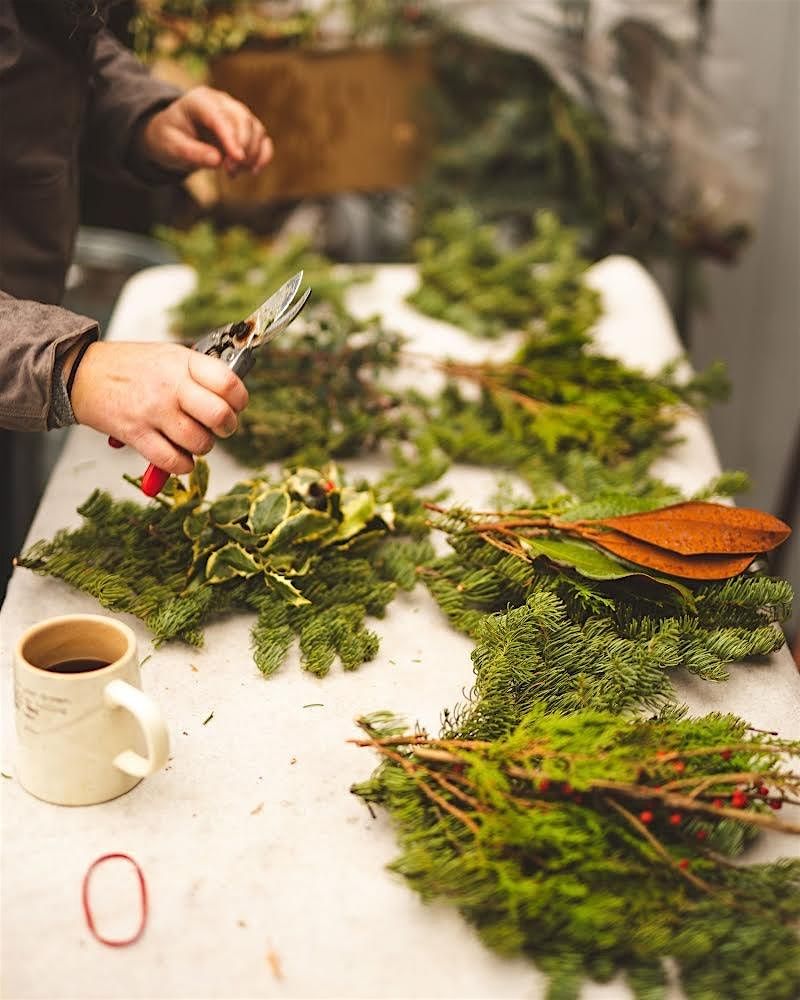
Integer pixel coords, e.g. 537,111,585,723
18,461,433,677
353,708,800,1000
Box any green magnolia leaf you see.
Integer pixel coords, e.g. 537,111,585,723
209,492,253,526
264,570,311,606
205,542,262,583
249,489,291,534
520,535,693,600
262,509,336,553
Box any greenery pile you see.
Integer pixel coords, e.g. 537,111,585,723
18,460,431,678
353,708,800,999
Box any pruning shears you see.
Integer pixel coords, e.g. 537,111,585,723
109,271,311,497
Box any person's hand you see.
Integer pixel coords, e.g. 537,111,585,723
68,341,249,474
138,85,273,177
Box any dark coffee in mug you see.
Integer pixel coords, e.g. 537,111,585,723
46,658,110,674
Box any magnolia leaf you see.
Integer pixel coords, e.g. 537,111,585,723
580,528,756,581
596,501,791,556
209,492,252,526
264,570,311,606
249,489,290,535
205,542,262,583
262,510,336,553
520,535,694,599
560,494,669,522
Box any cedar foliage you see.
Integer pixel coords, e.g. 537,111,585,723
353,708,800,1000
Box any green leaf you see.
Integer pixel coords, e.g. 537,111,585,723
183,509,209,541
189,460,210,500
205,542,261,583
520,535,693,600
249,489,290,534
262,510,336,553
264,570,311,606
209,492,252,526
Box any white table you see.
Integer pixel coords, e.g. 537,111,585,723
3,259,799,1000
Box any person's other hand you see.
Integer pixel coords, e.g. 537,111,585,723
139,85,273,176
68,341,249,474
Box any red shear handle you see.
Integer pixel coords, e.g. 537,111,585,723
141,465,170,497
107,438,169,496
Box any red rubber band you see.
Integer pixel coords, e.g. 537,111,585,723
82,853,148,947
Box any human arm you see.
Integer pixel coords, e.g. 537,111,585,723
0,291,248,474
84,31,272,182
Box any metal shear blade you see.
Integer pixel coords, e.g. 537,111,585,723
241,270,305,351
193,271,306,359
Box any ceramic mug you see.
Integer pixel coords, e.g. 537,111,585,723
13,614,170,806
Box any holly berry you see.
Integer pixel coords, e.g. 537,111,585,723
757,784,769,797
639,810,654,825
678,859,690,870
769,798,783,810
730,790,749,808
720,750,732,761
671,759,686,774
323,479,336,493
563,783,573,795
538,778,550,793
696,829,708,841
669,813,682,826
712,798,724,809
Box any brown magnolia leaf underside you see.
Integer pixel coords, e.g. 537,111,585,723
595,501,791,556
578,528,757,581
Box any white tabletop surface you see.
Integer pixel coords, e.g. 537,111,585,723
2,259,799,1000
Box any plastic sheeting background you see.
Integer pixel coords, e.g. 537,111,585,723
431,0,765,242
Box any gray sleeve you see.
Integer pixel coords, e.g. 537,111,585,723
83,30,186,185
0,290,99,432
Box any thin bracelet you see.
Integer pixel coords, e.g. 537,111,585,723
65,337,96,401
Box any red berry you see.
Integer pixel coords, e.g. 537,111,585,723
563,783,573,795
655,749,669,760
678,859,690,870
323,479,336,493
769,798,783,810
731,790,748,808
671,760,686,773
669,813,682,826
696,829,708,841
639,810,654,824
757,785,769,797
720,750,732,761
712,798,724,809
538,778,550,793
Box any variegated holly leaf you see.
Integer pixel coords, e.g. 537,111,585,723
209,492,252,526
264,571,310,606
261,509,337,553
249,489,291,535
205,542,261,583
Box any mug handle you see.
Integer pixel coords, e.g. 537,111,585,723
103,679,170,778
